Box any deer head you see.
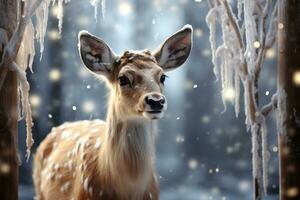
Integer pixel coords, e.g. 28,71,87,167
78,25,192,120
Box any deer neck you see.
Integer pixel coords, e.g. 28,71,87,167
100,100,156,194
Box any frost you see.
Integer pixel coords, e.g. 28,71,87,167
206,0,278,197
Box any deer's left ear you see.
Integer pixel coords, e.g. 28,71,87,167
153,25,193,71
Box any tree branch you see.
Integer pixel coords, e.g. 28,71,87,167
254,0,271,79
220,0,244,50
265,1,278,49
261,93,278,116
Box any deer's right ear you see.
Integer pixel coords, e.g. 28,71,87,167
78,31,117,77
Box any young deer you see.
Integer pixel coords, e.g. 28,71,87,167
33,25,192,200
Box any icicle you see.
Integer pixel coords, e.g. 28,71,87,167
11,62,34,161
57,0,64,33
27,20,36,72
90,0,100,21
206,6,220,80
237,0,244,20
234,66,240,117
13,18,36,159
35,0,51,59
16,19,35,72
101,0,106,20
261,117,269,194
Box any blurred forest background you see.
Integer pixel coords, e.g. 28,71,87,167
18,0,279,199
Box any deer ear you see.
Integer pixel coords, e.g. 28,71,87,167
78,31,117,77
153,25,193,71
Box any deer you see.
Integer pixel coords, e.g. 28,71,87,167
33,24,193,200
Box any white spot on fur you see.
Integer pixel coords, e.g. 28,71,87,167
84,177,89,192
60,181,70,193
94,138,102,149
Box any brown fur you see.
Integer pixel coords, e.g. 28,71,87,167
33,120,159,200
33,52,161,200
34,24,192,199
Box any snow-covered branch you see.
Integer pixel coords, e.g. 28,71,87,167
261,93,278,116
254,0,271,77
206,0,279,197
265,1,278,49
220,0,244,49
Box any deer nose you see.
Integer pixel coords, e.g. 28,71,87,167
145,94,166,110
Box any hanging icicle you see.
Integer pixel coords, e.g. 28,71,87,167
35,0,51,59
101,0,106,20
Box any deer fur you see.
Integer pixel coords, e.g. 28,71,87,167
33,25,192,200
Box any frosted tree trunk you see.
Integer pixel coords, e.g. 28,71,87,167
0,0,19,199
278,0,300,199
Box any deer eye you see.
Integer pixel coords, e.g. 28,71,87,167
119,75,131,86
160,74,167,85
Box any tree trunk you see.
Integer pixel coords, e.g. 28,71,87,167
278,0,300,199
0,0,19,199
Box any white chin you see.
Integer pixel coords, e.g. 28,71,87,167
143,112,164,120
